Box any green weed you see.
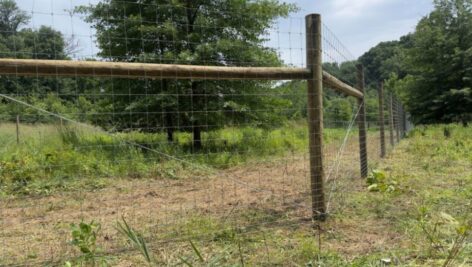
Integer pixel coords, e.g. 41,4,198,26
366,169,398,193
67,221,108,267
116,217,154,265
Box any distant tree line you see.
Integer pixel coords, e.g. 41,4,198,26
359,0,472,125
0,0,469,152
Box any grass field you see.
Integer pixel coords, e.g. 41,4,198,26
1,123,471,266
0,121,354,197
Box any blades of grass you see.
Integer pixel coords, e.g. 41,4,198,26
138,235,152,264
116,216,153,264
189,240,205,263
179,256,194,267
237,238,245,267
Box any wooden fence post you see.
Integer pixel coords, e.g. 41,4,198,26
402,104,407,137
378,82,386,158
356,64,368,178
306,14,326,220
395,97,401,143
399,104,404,137
16,115,20,144
389,94,395,147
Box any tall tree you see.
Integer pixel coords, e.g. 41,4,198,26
0,0,75,123
400,0,472,124
358,37,411,89
77,0,296,150
0,0,29,37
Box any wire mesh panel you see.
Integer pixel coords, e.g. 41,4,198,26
320,23,362,218
0,1,413,266
0,1,318,265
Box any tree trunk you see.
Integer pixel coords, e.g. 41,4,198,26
193,125,202,151
166,126,174,142
185,2,202,152
162,79,174,143
191,81,202,151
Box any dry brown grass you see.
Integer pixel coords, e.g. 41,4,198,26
0,131,390,266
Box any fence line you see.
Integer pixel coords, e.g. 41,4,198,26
0,13,408,220
0,7,411,265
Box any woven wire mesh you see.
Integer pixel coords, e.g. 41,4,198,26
320,23,361,218
0,1,412,266
0,2,313,265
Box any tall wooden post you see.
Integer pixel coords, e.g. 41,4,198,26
399,104,403,137
306,14,326,220
378,82,386,158
395,97,400,143
388,94,395,147
356,65,368,178
16,115,20,144
402,104,407,136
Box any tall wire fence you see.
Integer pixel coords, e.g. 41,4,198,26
0,1,410,265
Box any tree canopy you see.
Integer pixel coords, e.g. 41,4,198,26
367,0,472,125
76,0,297,149
0,0,470,135
401,0,472,124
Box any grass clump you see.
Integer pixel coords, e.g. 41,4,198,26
116,217,153,265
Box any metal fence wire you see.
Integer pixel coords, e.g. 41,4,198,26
0,1,410,265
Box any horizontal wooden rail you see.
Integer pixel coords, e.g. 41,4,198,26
0,58,363,98
0,58,310,81
322,71,363,99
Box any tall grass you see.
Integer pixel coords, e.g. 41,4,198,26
0,120,360,196
0,121,311,195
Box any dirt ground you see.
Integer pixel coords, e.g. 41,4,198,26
1,133,391,266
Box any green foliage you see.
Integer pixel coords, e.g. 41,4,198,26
0,0,29,36
68,221,108,266
75,0,298,149
383,0,472,125
325,98,354,125
358,38,411,88
0,1,70,97
416,207,472,267
358,0,472,125
0,122,318,196
366,169,398,193
404,0,472,124
0,154,36,186
323,61,358,88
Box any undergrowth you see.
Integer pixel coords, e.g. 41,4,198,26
0,121,351,196
2,124,470,266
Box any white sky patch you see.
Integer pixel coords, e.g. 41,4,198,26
14,0,434,63
330,0,393,18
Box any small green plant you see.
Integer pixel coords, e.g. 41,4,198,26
366,169,398,193
68,221,107,266
0,155,35,186
116,217,153,265
443,222,471,267
416,207,472,267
